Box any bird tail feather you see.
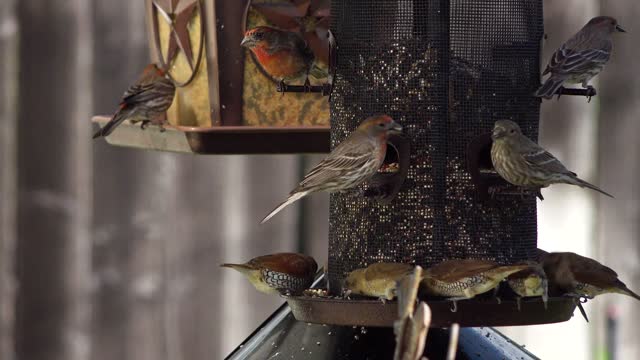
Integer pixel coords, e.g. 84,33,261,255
92,106,133,139
260,191,309,224
534,76,565,99
220,263,254,274
571,177,614,198
614,286,640,301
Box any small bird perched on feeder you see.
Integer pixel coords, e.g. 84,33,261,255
221,253,317,296
260,115,403,224
490,120,613,199
421,259,529,312
535,16,625,100
540,251,640,302
506,263,549,310
241,26,325,91
343,262,415,302
93,63,175,139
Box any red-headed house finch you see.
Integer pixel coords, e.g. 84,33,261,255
260,115,403,224
540,252,640,302
490,120,613,198
342,262,415,301
220,252,317,296
421,259,529,311
535,16,625,99
240,26,326,89
93,64,175,139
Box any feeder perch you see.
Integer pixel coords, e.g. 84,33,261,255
362,134,411,205
91,0,332,154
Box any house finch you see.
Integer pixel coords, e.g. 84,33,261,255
93,63,175,139
540,252,640,302
421,259,529,312
260,115,403,224
220,252,317,296
491,120,613,198
241,26,326,89
343,262,415,301
506,263,549,310
535,16,625,99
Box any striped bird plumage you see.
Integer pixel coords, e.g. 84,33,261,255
490,120,613,197
260,115,402,224
93,63,175,139
535,16,624,99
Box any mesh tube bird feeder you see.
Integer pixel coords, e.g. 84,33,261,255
287,0,579,327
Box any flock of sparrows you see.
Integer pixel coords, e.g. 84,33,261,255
90,15,634,315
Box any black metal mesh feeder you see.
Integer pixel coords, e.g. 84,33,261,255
286,0,579,327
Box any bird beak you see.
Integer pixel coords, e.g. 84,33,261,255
389,121,403,134
240,36,253,48
491,128,503,140
615,25,626,33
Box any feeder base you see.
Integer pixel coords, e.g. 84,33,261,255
91,116,330,154
287,295,577,328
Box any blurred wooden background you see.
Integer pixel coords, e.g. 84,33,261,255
0,1,638,360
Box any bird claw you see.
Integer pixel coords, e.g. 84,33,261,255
343,289,352,300
585,85,595,103
303,77,312,93
450,301,458,313
139,120,149,130
277,79,287,95
516,297,521,311
495,296,502,305
379,297,387,304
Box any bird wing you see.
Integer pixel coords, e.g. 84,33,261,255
546,41,611,76
121,80,167,106
566,253,620,289
427,259,498,281
296,136,378,191
518,137,575,176
250,253,317,277
365,263,414,281
270,31,314,67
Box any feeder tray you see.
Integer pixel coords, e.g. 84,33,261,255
91,115,329,154
287,295,577,328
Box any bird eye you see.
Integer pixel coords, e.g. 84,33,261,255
253,32,264,40
378,123,386,128
509,129,515,134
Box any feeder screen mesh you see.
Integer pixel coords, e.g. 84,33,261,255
328,0,543,292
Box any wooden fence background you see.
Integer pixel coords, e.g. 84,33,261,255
0,1,637,359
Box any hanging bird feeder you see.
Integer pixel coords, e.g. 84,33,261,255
283,0,580,328
91,0,332,154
